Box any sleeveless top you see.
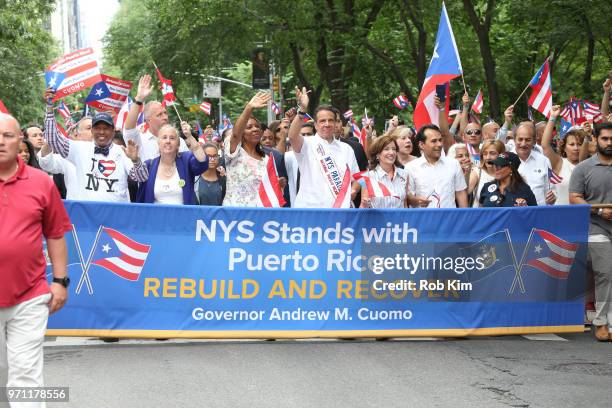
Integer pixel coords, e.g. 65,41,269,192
555,157,575,206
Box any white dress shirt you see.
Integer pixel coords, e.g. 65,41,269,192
406,155,467,208
518,150,555,206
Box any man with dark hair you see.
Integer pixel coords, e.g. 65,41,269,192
0,112,72,394
287,87,359,208
570,122,612,341
406,124,468,208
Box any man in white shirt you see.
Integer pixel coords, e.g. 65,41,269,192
406,124,468,208
287,87,359,208
514,121,556,206
122,75,190,162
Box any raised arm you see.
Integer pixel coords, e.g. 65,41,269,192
602,73,611,117
288,86,309,154
541,105,562,170
434,95,453,153
125,75,152,132
459,92,470,137
43,88,70,158
180,121,206,162
497,105,514,142
122,140,149,182
230,91,271,154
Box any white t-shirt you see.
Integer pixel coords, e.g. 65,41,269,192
123,127,188,163
66,141,135,202
518,150,555,206
284,151,299,207
38,152,81,200
406,155,467,208
554,157,575,206
293,134,359,208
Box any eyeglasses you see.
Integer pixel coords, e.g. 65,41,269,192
465,129,481,135
206,154,219,159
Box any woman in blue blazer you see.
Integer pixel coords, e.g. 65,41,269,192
136,124,208,205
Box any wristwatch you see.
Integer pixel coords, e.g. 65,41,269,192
52,276,71,288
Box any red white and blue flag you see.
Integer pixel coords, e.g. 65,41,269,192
91,227,151,281
46,48,102,102
257,153,286,208
393,95,410,110
528,59,553,118
524,228,578,279
199,101,212,115
364,177,397,199
560,97,582,125
301,112,313,122
0,98,9,114
57,101,74,126
85,75,132,113
343,109,354,119
471,90,483,114
155,67,176,106
413,3,463,130
582,100,603,123
548,167,563,184
115,97,146,132
271,101,281,116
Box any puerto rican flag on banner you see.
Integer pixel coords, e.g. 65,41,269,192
343,109,354,119
528,59,553,118
524,228,578,279
364,177,397,199
413,3,463,130
85,75,132,113
471,90,483,114
91,227,151,281
155,67,176,106
393,95,410,110
199,101,212,115
46,48,102,102
257,153,286,207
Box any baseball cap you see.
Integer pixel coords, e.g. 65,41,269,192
92,113,114,127
489,152,520,169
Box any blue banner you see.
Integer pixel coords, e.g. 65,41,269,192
47,202,590,338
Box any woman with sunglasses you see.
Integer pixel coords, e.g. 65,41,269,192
471,140,506,207
478,152,537,207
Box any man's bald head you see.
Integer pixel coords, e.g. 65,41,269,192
143,101,169,135
0,114,23,167
0,113,20,133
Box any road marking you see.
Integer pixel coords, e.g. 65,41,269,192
521,333,568,341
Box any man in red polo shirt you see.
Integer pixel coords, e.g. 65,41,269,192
0,113,71,398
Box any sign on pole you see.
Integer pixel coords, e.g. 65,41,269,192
202,81,221,99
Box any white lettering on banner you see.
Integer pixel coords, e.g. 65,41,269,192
357,308,413,320
228,248,319,272
195,220,255,243
269,308,330,321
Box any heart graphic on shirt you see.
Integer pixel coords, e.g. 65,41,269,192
98,160,116,177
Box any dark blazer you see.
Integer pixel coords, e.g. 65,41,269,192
136,152,208,205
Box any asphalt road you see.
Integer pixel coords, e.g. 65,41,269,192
42,332,611,408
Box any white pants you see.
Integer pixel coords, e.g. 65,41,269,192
0,293,51,408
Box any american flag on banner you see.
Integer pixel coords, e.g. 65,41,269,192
471,90,483,114
343,109,354,119
85,75,132,113
527,59,553,118
271,101,281,116
199,101,212,115
393,95,410,110
46,48,102,102
155,67,176,106
524,228,578,279
57,101,74,126
257,153,286,207
91,227,151,281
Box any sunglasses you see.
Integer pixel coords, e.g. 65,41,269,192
465,129,481,135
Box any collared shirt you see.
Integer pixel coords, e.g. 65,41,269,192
0,157,72,307
364,165,407,208
123,127,188,163
569,153,612,236
294,134,359,208
518,150,554,206
406,155,467,208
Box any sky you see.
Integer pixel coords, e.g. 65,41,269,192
79,0,119,62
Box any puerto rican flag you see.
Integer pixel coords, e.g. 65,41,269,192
271,101,281,116
85,75,132,113
114,97,145,132
471,90,483,114
302,112,313,122
393,95,410,110
528,59,553,118
582,100,603,123
46,48,102,102
57,101,74,126
343,109,354,119
364,177,397,199
91,227,151,281
524,228,578,279
413,3,462,130
257,153,286,207
199,101,212,115
155,67,176,106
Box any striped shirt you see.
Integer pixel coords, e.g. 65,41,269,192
364,165,408,208
44,110,148,202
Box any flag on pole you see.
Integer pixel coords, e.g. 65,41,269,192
351,119,361,139
271,101,281,116
57,101,74,126
548,167,563,184
0,98,8,114
257,153,286,207
559,118,572,139
560,97,582,125
155,67,176,106
90,227,151,281
393,95,410,110
85,75,132,113
115,97,131,131
527,59,553,118
46,48,102,101
471,90,483,114
343,109,354,119
199,101,212,115
582,100,603,123
413,3,463,130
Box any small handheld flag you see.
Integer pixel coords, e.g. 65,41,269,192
271,101,281,116
343,109,354,119
548,167,563,184
199,101,212,115
528,59,553,118
393,95,410,110
471,90,483,114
